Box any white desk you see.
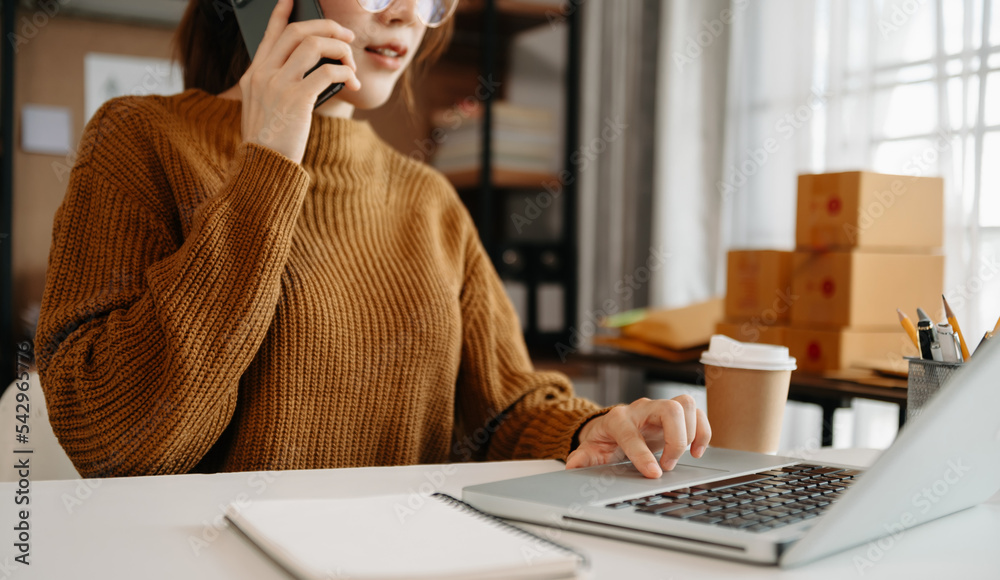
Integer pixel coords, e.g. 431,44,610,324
1,449,998,579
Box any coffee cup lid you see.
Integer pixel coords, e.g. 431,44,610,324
699,335,797,371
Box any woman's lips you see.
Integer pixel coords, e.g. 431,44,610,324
364,44,407,70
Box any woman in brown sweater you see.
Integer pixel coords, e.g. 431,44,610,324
36,0,710,479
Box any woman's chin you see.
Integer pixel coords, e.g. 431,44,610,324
332,88,395,112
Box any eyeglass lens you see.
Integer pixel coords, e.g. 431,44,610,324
355,0,458,27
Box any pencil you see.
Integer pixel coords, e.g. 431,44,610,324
993,315,1000,335
942,295,971,361
897,308,920,350
976,331,992,354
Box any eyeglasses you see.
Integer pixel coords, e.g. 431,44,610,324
355,0,459,28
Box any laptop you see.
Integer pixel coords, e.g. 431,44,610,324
463,336,1000,567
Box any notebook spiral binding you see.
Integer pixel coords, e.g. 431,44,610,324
432,493,592,570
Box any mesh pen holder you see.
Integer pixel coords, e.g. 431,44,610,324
906,358,963,421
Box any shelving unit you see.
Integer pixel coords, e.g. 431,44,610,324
431,0,579,351
441,167,557,190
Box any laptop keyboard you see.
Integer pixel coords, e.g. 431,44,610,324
605,464,863,533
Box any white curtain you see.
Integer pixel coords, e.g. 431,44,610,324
650,0,731,309
575,0,662,403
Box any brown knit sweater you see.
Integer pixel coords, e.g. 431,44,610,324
36,88,604,478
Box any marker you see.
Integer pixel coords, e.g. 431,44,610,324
897,309,920,350
936,322,961,362
917,319,937,360
941,295,971,361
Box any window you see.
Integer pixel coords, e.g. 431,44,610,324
721,0,999,339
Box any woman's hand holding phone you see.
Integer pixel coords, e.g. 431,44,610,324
239,0,362,165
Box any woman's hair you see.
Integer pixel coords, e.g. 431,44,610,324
171,0,454,111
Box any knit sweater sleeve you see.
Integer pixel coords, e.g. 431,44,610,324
454,230,609,463
35,99,310,477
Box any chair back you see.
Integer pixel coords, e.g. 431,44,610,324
0,370,80,481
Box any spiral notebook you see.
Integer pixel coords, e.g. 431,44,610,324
225,492,587,580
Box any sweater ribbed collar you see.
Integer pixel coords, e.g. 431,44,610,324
178,88,385,177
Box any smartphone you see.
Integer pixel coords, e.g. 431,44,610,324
231,0,345,109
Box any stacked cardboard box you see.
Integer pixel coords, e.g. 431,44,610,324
717,250,793,347
719,171,945,373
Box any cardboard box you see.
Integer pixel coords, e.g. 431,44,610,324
621,298,723,351
796,171,943,251
785,326,919,373
725,250,795,323
790,251,944,328
716,321,787,346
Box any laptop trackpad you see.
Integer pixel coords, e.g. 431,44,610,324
671,462,730,478
575,460,731,498
628,462,729,486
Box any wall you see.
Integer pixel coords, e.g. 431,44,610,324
13,12,177,335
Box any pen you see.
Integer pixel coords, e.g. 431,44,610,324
897,308,920,350
936,322,962,362
917,319,937,360
941,295,971,361
916,307,932,323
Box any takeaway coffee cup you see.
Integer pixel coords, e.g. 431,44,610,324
700,335,797,454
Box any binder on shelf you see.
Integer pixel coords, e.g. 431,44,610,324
431,101,561,179
536,283,566,333
503,279,530,331
504,190,564,242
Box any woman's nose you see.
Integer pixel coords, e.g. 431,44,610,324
378,0,420,26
